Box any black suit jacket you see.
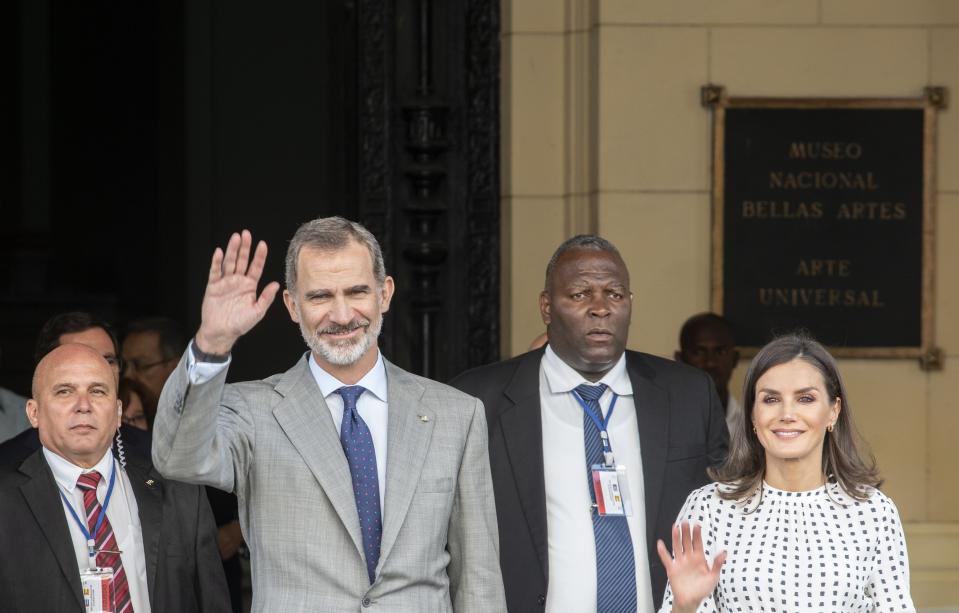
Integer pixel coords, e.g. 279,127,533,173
450,348,729,612
0,435,230,613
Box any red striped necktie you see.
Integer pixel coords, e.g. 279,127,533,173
77,471,134,613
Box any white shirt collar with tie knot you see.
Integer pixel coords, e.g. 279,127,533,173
542,345,632,398
43,447,113,494
308,350,388,403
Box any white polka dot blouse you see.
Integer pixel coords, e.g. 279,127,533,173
659,481,915,612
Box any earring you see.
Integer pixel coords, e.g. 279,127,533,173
752,426,757,434
827,423,835,433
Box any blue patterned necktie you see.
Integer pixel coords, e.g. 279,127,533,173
576,383,637,613
336,385,382,584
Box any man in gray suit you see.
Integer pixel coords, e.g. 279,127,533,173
152,217,506,612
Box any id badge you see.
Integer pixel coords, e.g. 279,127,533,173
590,464,633,516
80,567,116,613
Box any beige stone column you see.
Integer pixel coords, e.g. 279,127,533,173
501,0,959,605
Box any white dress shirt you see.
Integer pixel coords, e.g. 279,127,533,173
540,346,654,613
45,447,152,613
307,351,389,515
188,347,389,515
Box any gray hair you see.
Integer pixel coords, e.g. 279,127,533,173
285,216,386,293
544,234,624,291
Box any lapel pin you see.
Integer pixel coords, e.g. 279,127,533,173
145,479,156,488
418,415,430,423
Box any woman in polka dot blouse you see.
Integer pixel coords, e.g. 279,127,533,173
657,333,915,612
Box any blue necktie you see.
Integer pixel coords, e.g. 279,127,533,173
336,385,382,584
576,383,637,613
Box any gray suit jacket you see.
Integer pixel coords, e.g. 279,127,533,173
152,350,506,613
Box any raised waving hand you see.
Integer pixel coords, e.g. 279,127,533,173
195,230,281,355
656,522,727,613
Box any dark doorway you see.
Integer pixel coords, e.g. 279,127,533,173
2,0,499,395
180,0,360,383
2,0,188,393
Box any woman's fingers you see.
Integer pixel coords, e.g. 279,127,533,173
692,523,704,555
656,539,673,568
711,550,728,576
667,522,711,563
671,523,682,559
680,521,693,559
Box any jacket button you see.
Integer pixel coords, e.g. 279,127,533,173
362,597,372,607
538,594,546,605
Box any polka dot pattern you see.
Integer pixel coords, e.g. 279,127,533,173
337,385,382,585
659,482,915,612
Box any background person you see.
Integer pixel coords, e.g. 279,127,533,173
0,312,152,462
122,317,186,401
674,313,741,435
35,311,123,378
657,334,914,612
118,377,156,431
0,343,29,442
0,383,28,443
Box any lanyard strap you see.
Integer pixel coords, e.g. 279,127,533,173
571,389,619,466
59,456,117,564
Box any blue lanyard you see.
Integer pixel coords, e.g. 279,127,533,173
59,457,117,566
571,389,619,466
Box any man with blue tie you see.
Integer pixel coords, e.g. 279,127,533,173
451,235,729,612
151,216,506,612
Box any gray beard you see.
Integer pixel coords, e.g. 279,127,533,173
298,313,383,366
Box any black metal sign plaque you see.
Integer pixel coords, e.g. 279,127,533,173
703,86,945,363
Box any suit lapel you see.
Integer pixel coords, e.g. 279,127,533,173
124,455,164,605
498,351,549,581
378,361,432,570
626,352,670,562
18,450,85,610
272,356,365,558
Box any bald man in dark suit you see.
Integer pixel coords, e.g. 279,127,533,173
0,344,229,612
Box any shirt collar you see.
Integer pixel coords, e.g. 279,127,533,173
43,446,114,493
542,345,632,396
308,350,388,403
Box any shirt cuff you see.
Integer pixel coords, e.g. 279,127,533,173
187,341,231,385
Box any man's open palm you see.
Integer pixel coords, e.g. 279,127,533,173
196,230,280,354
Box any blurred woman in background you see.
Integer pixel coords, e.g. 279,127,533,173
118,376,156,431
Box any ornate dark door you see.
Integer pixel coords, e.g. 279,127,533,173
356,0,501,380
